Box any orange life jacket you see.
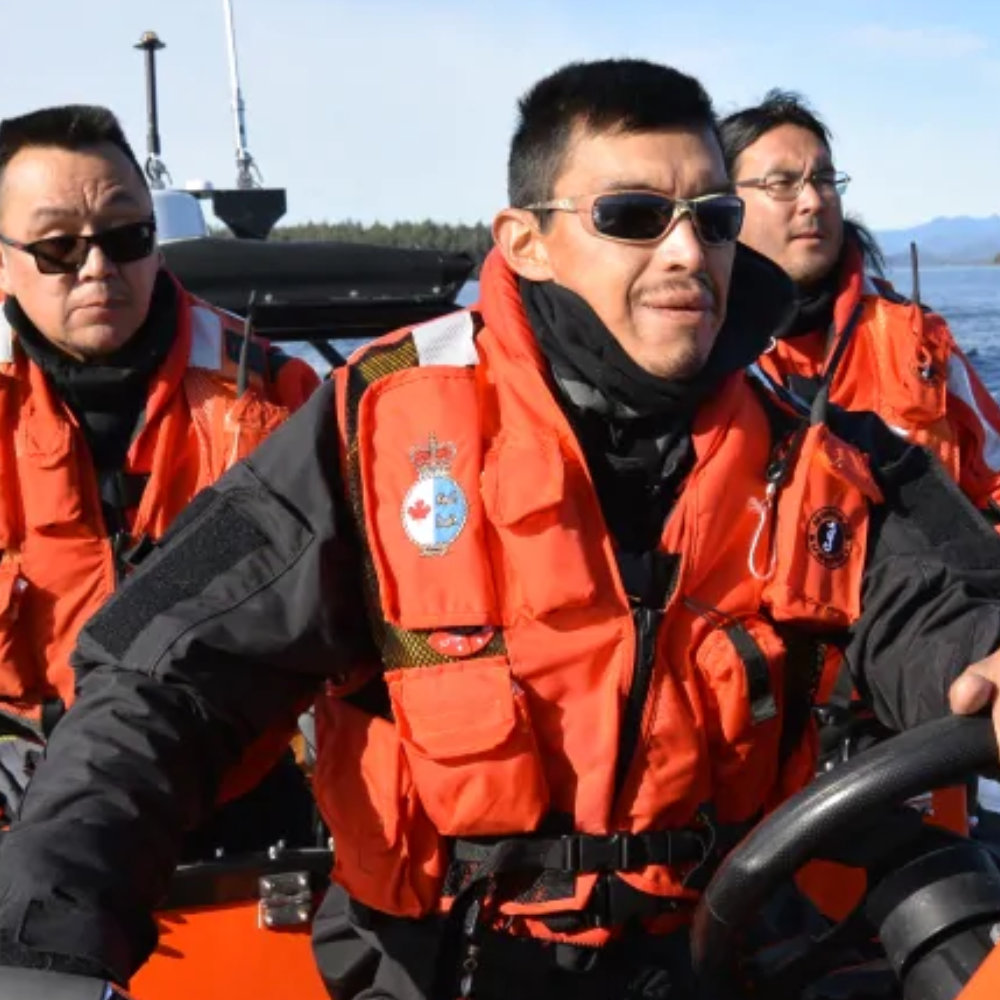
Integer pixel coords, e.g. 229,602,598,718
0,274,317,725
317,250,882,944
757,244,979,894
757,243,1000,510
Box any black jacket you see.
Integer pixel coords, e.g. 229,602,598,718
2,374,1000,984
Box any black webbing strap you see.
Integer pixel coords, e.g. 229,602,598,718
451,828,711,879
723,621,778,725
447,831,706,945
811,301,864,427
452,829,728,896
451,815,759,937
827,659,856,712
98,470,151,580
775,627,828,768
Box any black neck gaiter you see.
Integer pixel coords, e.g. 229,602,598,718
8,271,177,473
785,241,850,339
519,244,795,554
522,278,747,422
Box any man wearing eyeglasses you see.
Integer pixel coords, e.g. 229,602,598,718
3,61,1000,1000
722,93,1000,852
721,91,1000,521
0,105,319,839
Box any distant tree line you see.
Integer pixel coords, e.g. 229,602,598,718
269,220,494,275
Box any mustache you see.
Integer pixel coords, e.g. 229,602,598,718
790,222,828,239
635,273,718,308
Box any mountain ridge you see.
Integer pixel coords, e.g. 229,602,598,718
873,214,1000,266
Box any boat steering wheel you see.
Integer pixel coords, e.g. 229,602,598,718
691,715,1000,999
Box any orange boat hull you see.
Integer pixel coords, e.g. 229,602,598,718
131,900,331,999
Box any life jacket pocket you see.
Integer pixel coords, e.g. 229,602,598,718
870,303,950,426
356,367,498,631
764,424,881,629
183,369,289,485
693,613,784,822
481,429,597,621
0,563,30,699
388,656,550,837
16,414,83,530
314,692,445,918
224,393,287,463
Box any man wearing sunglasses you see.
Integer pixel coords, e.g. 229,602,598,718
722,91,1000,520
0,105,319,843
3,60,1000,1000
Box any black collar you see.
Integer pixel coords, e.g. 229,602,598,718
522,242,795,422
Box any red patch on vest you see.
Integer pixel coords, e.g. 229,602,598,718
427,627,495,658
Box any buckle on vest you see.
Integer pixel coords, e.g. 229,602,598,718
562,832,636,873
540,873,687,934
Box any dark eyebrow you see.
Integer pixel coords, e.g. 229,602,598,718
762,159,836,178
598,178,735,196
28,189,147,224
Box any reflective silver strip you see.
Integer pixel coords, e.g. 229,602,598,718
412,311,478,367
0,310,11,363
189,305,223,370
948,353,1000,472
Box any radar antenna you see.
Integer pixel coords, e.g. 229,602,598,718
222,0,262,189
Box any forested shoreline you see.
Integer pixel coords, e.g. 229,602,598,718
269,220,493,274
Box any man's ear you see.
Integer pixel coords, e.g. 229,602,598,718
493,208,555,282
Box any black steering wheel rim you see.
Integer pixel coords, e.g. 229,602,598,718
691,715,998,993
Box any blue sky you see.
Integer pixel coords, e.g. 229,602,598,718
5,0,1000,230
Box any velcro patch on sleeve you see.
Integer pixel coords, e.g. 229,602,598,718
88,497,270,661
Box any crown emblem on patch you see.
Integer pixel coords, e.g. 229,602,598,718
401,433,468,557
409,435,457,477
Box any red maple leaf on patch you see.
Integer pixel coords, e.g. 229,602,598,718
408,499,431,520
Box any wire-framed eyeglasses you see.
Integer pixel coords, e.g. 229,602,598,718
734,170,850,202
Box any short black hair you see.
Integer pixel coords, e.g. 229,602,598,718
0,104,147,191
719,90,832,175
508,59,719,209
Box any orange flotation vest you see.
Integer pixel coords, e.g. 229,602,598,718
758,245,978,903
317,250,883,945
0,273,316,724
758,243,1000,510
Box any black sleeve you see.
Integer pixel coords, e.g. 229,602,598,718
0,380,372,983
833,408,1000,731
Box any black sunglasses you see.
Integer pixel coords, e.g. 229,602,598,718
523,191,745,246
0,218,157,275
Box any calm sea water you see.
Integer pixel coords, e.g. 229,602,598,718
291,267,1000,399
